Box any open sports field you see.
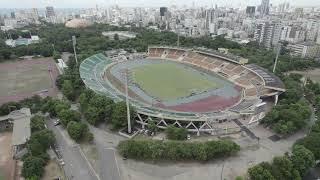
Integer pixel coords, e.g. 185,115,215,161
0,58,59,104
132,62,220,101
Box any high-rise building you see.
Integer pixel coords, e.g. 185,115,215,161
260,0,270,16
254,21,282,49
246,6,256,17
287,42,320,58
10,12,15,19
280,26,306,43
45,6,55,18
205,8,215,33
160,7,168,17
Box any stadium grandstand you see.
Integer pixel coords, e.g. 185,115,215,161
80,46,285,136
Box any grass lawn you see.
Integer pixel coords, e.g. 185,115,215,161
132,62,220,101
0,170,4,180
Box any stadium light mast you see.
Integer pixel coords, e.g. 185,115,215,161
124,69,132,134
72,36,78,64
272,43,281,73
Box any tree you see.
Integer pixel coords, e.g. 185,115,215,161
57,109,81,127
21,156,45,179
298,132,320,160
62,80,76,101
291,145,315,176
53,51,61,60
117,139,240,161
28,129,55,155
30,115,45,132
111,101,134,130
166,125,188,140
67,121,88,141
271,156,301,180
41,99,70,117
248,163,275,180
84,106,100,125
114,33,119,41
147,120,158,133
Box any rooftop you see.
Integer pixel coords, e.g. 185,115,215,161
245,64,285,91
0,108,31,146
12,116,31,146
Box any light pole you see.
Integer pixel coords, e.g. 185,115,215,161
72,36,78,64
273,43,282,73
124,69,132,134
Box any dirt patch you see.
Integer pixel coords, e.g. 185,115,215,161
42,160,65,180
0,132,14,180
0,58,59,105
289,68,320,83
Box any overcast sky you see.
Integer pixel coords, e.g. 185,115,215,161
1,0,320,8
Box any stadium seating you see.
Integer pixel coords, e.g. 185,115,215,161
80,48,285,131
230,99,260,113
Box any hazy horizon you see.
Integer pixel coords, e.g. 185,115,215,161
1,0,320,9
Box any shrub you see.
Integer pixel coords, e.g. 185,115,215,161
117,139,240,161
67,121,89,141
166,125,188,140
22,156,45,179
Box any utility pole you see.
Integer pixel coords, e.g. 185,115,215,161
273,43,281,73
72,36,78,64
124,69,132,134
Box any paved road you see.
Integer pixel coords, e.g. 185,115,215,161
89,125,124,180
69,103,123,180
46,119,97,180
100,148,121,180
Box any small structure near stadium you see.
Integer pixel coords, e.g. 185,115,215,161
79,46,285,136
0,108,31,159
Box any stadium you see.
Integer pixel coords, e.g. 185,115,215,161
79,46,285,135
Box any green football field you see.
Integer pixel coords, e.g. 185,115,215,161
132,62,220,101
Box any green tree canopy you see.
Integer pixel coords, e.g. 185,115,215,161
30,115,45,133
291,145,315,176
22,156,45,179
166,125,188,140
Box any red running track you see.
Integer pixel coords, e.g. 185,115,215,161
156,95,241,113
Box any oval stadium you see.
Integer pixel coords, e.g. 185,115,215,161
79,46,285,135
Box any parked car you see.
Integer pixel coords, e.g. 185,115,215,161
58,159,65,166
54,120,61,126
187,134,191,140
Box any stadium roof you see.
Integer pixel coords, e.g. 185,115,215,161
194,48,249,65
245,64,285,91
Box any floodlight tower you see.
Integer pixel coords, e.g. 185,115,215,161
72,36,78,64
273,43,281,73
124,69,132,134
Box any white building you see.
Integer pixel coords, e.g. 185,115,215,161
287,41,320,58
280,26,306,43
254,21,282,49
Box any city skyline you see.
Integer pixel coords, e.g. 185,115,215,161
1,0,320,8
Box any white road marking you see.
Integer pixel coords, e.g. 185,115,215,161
78,145,101,180
113,149,121,179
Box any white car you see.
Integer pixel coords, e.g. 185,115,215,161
54,120,61,126
187,134,191,140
